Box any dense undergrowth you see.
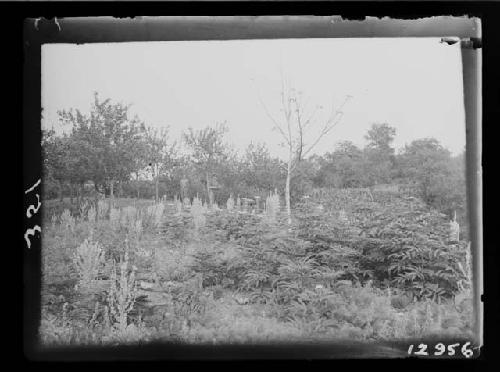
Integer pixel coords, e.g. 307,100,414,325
40,189,474,346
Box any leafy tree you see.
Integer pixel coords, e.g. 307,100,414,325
183,122,229,206
398,138,451,199
59,93,147,209
240,142,285,197
314,141,365,188
213,148,247,202
398,138,466,221
365,123,397,154
363,123,396,186
41,129,71,202
144,126,178,203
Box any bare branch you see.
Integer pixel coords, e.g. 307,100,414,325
279,73,293,149
329,94,336,123
253,80,291,146
294,98,304,162
302,105,320,130
301,95,352,159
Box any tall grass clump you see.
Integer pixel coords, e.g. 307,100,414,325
133,219,143,237
153,203,165,226
60,209,75,232
143,203,165,229
174,195,183,215
120,206,138,229
109,207,121,229
72,238,106,292
78,199,90,223
264,189,280,222
87,205,96,223
97,199,108,220
107,252,138,332
449,214,460,242
50,214,58,230
338,208,349,224
191,196,206,231
226,195,235,211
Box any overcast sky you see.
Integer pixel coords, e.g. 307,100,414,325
42,38,466,159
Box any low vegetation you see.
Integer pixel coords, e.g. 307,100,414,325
40,188,474,346
39,94,472,346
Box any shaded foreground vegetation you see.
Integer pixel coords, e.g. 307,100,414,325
40,188,474,346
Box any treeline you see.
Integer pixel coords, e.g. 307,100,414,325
42,94,466,220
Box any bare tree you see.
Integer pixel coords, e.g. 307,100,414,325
255,76,352,224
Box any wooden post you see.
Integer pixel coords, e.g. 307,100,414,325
255,196,260,213
206,173,211,207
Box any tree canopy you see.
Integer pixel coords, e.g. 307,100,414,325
42,93,466,229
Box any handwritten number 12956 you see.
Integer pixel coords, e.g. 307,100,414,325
408,342,474,358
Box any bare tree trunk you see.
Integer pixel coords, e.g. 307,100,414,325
180,178,188,201
76,183,81,208
155,175,159,204
206,172,211,207
108,180,114,216
285,150,292,225
94,182,99,223
69,184,74,205
117,182,122,199
58,180,64,204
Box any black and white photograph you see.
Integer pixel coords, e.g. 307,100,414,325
26,16,482,357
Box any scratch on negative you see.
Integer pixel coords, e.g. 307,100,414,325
54,17,61,31
33,18,61,32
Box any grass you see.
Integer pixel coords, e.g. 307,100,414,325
40,194,475,346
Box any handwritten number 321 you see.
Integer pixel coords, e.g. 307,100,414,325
25,179,41,249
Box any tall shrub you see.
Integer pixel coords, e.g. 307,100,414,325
73,238,106,292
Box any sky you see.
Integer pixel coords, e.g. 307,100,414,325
41,38,466,159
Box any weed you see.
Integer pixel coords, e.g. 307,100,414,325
72,238,106,293
107,252,138,331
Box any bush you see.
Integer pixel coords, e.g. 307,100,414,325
204,210,265,243
188,242,246,289
303,189,470,301
191,196,206,231
60,209,76,232
106,253,138,331
143,203,165,230
154,244,196,282
160,212,192,247
72,238,107,292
